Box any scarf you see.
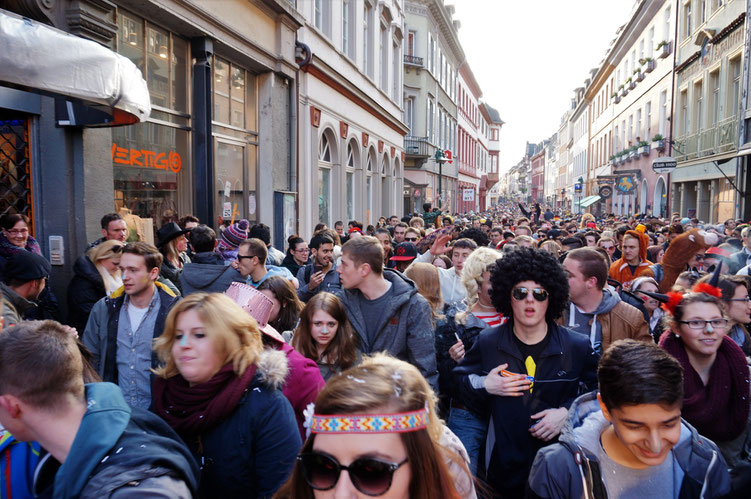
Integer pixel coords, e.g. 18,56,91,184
659,331,750,442
152,362,257,437
0,232,41,259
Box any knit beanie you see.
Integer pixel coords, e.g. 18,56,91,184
220,219,249,249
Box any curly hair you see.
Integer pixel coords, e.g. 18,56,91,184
490,247,569,322
456,247,501,324
457,227,489,248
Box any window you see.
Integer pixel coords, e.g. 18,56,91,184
628,115,633,143
693,80,703,132
428,32,434,73
636,109,642,140
645,101,652,139
342,0,355,59
659,90,668,135
314,0,330,36
392,40,399,100
680,89,688,135
664,7,671,42
404,98,413,134
699,0,706,24
683,1,692,40
614,125,619,151
407,31,415,56
380,22,388,90
427,99,434,142
639,39,645,59
346,141,356,222
648,26,655,55
709,70,720,125
318,131,335,226
364,3,373,77
728,57,741,117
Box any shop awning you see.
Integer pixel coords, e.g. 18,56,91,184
0,8,150,125
577,195,602,208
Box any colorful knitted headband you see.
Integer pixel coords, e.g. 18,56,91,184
310,409,428,434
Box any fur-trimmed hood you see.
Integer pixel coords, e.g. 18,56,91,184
255,347,289,391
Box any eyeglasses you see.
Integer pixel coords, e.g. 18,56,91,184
511,287,549,302
5,228,28,235
294,248,310,253
693,254,705,261
404,237,418,242
297,452,408,496
236,254,257,261
112,244,124,253
678,319,729,330
729,296,751,303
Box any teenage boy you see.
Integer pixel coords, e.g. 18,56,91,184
0,320,198,497
336,236,437,389
608,228,652,287
412,235,477,306
527,339,730,498
297,233,340,301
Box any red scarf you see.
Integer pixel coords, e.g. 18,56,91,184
659,332,750,442
152,363,257,437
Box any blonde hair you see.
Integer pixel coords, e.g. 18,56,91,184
405,263,443,319
580,213,595,229
153,293,263,379
88,239,125,294
456,247,501,324
539,239,562,259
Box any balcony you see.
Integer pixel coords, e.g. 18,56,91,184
675,116,738,161
404,136,430,157
403,54,423,67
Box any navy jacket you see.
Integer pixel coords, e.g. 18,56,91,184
453,321,599,491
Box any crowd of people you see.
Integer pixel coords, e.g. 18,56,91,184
0,198,750,498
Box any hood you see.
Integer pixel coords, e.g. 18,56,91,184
191,251,225,265
181,261,239,288
255,347,289,391
625,229,650,263
593,287,621,315
72,254,101,284
55,383,132,497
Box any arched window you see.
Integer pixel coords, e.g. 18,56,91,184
319,133,332,162
345,140,358,221
318,129,337,226
366,148,375,224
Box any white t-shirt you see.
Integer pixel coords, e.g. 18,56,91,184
127,304,149,331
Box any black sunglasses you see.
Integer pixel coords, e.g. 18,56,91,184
404,237,419,242
236,254,257,261
297,452,408,496
511,287,549,302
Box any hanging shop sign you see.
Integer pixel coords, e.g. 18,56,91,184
599,185,613,199
615,175,636,194
652,156,677,174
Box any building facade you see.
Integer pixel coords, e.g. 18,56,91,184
671,0,745,223
403,0,461,214
479,102,504,211
457,63,482,213
296,0,408,234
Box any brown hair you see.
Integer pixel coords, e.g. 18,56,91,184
257,276,304,332
291,292,358,370
0,213,30,231
341,236,384,275
275,354,469,499
405,263,443,320
154,293,263,378
0,321,85,409
121,241,163,272
539,239,562,259
565,247,609,290
239,238,268,264
666,292,725,332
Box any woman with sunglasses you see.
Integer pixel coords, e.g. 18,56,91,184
659,284,750,468
454,247,598,497
152,293,301,497
276,354,475,498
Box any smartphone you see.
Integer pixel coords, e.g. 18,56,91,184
314,264,323,274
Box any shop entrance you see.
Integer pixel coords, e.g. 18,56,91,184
0,115,34,232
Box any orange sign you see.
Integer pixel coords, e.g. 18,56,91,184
112,143,182,173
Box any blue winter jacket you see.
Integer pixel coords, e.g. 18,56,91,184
527,391,732,499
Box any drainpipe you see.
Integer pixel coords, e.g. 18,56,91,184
295,41,312,236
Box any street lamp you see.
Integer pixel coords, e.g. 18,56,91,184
575,176,584,214
434,148,449,207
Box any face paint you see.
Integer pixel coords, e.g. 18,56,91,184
320,326,328,334
179,334,188,347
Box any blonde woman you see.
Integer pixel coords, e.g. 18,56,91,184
405,262,444,321
152,293,301,498
434,247,502,475
539,239,562,260
67,239,125,334
276,354,475,498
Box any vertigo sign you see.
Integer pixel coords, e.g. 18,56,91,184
111,143,182,173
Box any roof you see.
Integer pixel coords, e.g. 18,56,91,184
481,102,505,125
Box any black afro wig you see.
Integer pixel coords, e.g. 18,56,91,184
490,247,569,322
457,227,490,248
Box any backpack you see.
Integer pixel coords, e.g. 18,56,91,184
0,431,41,499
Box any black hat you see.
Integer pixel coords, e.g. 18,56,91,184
390,242,418,261
156,222,189,249
4,251,51,281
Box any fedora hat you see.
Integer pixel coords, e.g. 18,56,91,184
156,222,189,249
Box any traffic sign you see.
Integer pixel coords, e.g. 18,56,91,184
652,156,677,174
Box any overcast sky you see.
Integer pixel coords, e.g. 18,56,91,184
451,0,637,174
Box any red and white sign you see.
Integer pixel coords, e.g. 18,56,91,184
444,149,453,164
462,188,475,202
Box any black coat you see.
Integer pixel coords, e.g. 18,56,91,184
67,255,106,334
453,321,599,493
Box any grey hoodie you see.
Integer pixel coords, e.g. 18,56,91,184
527,392,731,499
336,269,438,390
179,252,245,295
566,288,621,354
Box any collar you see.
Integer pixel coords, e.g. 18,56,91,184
495,320,563,361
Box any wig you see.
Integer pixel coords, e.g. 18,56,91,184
490,247,569,322
456,247,501,324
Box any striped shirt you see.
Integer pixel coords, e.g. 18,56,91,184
474,311,506,327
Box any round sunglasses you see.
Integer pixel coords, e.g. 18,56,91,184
297,452,408,496
511,287,549,302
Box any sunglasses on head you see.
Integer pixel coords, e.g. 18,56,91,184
511,287,549,302
297,452,408,496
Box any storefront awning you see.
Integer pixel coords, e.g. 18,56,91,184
577,195,602,208
0,8,150,125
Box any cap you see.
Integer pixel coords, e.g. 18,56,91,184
156,222,189,248
586,222,597,229
390,242,418,261
681,217,691,225
4,251,51,281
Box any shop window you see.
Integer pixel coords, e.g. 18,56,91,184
0,117,33,232
212,56,258,226
114,11,191,229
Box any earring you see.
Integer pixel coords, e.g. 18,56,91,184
674,332,680,338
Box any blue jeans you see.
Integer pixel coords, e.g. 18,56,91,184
447,406,487,476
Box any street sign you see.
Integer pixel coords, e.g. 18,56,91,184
574,183,582,193
599,185,613,199
652,156,677,174
444,150,453,164
462,188,475,201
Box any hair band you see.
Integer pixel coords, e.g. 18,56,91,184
310,408,428,434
